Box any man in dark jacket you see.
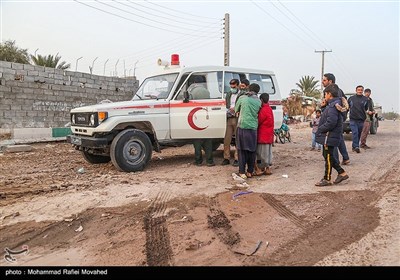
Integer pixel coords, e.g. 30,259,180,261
348,85,369,153
315,84,349,186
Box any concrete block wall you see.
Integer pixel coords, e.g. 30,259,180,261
0,61,139,129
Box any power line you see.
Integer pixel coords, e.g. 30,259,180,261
144,0,221,22
277,0,330,50
98,18,224,71
125,0,222,27
103,36,222,73
250,0,315,50
269,0,326,50
73,0,221,38
94,0,221,35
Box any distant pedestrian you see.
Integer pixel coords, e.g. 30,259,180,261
360,88,375,149
310,109,322,151
315,84,349,186
348,85,369,153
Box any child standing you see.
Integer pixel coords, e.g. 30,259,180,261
254,93,274,176
311,109,322,151
315,84,349,186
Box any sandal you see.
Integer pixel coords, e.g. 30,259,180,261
264,167,272,175
245,172,252,178
237,173,247,180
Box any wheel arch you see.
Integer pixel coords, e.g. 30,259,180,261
112,121,161,152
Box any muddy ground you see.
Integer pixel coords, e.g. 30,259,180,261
0,121,399,266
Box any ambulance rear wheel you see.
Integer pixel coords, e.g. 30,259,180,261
110,129,153,172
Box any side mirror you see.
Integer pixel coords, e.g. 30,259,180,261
183,91,189,103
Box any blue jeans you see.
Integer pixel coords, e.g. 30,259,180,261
349,119,365,149
333,133,349,162
311,132,322,149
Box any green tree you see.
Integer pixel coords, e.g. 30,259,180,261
0,40,30,64
382,111,399,120
296,75,321,99
31,53,71,70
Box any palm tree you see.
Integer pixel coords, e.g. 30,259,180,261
30,53,71,70
0,40,30,63
296,75,321,99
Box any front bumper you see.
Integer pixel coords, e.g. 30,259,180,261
66,134,110,149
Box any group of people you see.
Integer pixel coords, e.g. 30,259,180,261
311,73,374,186
192,72,375,187
193,78,275,180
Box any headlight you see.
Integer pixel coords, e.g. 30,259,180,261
71,114,75,124
90,114,95,126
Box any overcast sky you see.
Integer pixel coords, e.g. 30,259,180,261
2,0,399,113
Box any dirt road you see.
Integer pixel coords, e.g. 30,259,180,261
0,121,399,266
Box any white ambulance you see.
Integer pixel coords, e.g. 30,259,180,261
67,56,283,172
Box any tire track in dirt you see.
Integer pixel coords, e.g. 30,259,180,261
254,190,380,266
143,190,173,266
207,198,241,247
260,193,308,230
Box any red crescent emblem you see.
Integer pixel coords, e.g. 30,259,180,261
188,107,209,130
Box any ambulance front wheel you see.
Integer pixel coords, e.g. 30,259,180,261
110,129,153,172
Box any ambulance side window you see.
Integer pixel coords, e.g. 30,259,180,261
174,74,189,100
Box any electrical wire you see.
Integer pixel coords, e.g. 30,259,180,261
250,0,316,50
94,0,221,35
73,0,221,38
144,0,221,22
122,0,222,28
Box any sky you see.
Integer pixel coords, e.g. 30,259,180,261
1,0,399,113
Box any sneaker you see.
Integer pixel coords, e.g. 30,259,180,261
232,160,239,167
361,144,371,149
194,161,202,166
334,174,349,184
221,159,230,165
207,162,216,167
315,179,333,187
352,148,360,153
342,159,350,165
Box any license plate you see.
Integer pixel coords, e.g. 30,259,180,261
71,136,82,145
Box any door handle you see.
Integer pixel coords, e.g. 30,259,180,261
211,107,221,110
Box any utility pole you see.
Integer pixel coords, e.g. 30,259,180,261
224,13,230,66
315,50,332,92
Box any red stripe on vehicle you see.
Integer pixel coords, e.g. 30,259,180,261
113,101,226,110
112,104,170,110
269,100,281,105
170,101,225,108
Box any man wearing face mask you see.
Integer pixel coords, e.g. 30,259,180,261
222,79,240,166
